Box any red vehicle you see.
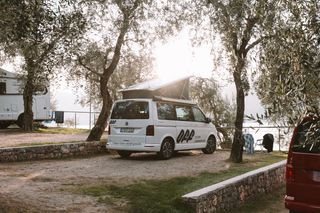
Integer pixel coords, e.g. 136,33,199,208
285,116,320,213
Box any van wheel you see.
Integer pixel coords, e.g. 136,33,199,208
202,136,216,154
117,150,132,158
159,138,174,160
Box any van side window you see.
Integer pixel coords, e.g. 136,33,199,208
293,120,320,153
0,82,6,94
157,102,176,120
176,105,193,121
192,107,206,122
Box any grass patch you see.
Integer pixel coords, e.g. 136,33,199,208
77,152,287,213
36,127,89,134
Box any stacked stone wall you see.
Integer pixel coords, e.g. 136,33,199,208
182,160,286,213
0,141,107,162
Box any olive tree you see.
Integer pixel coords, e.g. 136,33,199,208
69,0,178,141
256,0,320,147
256,0,320,123
202,0,276,162
0,0,85,131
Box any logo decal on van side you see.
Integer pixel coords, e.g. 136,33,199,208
109,120,116,124
177,129,195,143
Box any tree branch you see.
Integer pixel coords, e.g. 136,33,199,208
77,55,103,77
102,47,113,70
245,36,267,52
213,1,238,52
86,75,100,83
104,3,134,78
239,16,259,55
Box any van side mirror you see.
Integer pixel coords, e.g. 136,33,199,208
205,117,212,123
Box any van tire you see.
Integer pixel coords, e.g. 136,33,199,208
117,150,132,158
159,138,174,160
202,135,216,154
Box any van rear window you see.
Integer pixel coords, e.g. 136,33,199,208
111,101,149,119
292,120,320,153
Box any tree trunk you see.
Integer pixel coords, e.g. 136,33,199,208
86,7,131,141
22,69,35,131
230,59,245,163
86,77,112,141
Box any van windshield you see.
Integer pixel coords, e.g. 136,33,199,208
293,119,320,153
111,101,149,119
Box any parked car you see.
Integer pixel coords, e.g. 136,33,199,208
285,115,320,213
106,96,218,159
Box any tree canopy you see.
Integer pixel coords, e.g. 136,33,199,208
256,0,320,124
67,0,179,141
0,0,85,130
190,77,236,143
200,0,277,162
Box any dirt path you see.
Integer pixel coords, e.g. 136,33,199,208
0,151,232,212
0,129,107,147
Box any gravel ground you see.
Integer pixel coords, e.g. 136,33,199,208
0,151,232,212
0,129,288,213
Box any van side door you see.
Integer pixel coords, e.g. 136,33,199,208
191,106,209,148
175,104,196,150
155,102,177,144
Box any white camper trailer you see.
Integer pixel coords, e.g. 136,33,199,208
0,68,51,129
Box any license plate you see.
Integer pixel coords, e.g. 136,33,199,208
120,128,134,133
312,171,320,182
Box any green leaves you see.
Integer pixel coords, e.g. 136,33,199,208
0,0,86,130
190,77,236,141
256,0,320,124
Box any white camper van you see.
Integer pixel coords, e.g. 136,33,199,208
0,69,51,128
106,77,218,159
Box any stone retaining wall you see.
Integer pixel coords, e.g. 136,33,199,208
0,141,108,162
182,160,286,213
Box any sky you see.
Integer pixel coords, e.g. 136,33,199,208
1,30,265,119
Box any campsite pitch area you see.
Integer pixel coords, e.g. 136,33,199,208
0,128,106,147
0,150,288,213
0,128,287,212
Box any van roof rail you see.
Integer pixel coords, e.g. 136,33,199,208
152,96,196,105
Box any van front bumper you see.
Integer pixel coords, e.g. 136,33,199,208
285,195,320,213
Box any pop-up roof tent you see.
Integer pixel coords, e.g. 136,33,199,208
120,76,191,100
